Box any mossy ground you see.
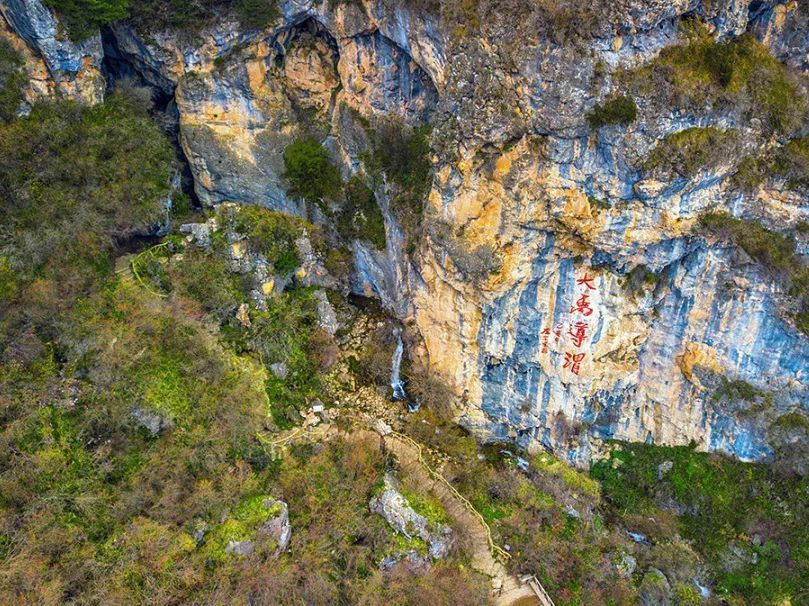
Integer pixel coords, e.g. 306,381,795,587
591,442,809,604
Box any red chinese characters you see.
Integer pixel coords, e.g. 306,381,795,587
564,272,597,375
541,327,550,354
563,352,585,375
568,321,589,348
576,273,596,291
570,292,593,316
541,272,598,375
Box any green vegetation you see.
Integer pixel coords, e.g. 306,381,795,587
0,39,25,122
220,204,309,275
620,27,806,135
44,0,127,41
203,494,282,562
0,92,488,603
399,485,449,528
587,95,637,129
426,214,502,282
592,442,809,604
624,264,659,294
713,377,767,403
339,176,387,250
46,0,279,40
698,212,809,334
734,134,809,192
0,94,174,293
403,410,638,604
271,437,490,604
283,137,342,208
363,118,433,250
644,127,739,177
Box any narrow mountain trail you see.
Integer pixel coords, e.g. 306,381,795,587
381,431,551,606
256,410,554,606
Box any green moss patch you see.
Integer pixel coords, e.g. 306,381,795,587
339,176,387,250
282,137,342,208
592,442,809,603
698,212,809,334
587,95,637,129
0,39,25,122
644,127,739,177
620,28,806,135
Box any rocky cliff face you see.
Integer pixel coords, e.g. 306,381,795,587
2,0,807,467
0,0,104,104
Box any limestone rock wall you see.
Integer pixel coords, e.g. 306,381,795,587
0,0,104,104
411,0,809,465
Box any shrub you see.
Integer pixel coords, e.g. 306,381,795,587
591,442,809,603
363,118,433,248
44,0,128,41
282,137,342,207
624,264,658,294
403,364,458,420
171,247,245,319
644,127,739,177
349,323,397,387
0,94,174,295
698,213,796,274
219,205,310,275
712,377,766,403
339,176,386,250
772,135,809,191
0,39,25,122
587,95,637,129
699,212,809,334
620,30,806,135
427,216,502,281
734,135,809,192
232,0,279,30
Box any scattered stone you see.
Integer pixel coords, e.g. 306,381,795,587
179,221,213,248
565,506,581,519
269,363,288,379
371,418,393,436
639,568,671,606
192,520,208,543
236,303,251,327
615,553,637,578
657,460,674,480
261,279,275,296
225,539,254,556
230,240,247,260
303,410,321,428
313,290,339,335
628,531,649,544
370,473,451,561
132,407,172,437
259,498,291,553
516,456,530,471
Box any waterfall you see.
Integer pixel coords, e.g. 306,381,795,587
390,329,407,401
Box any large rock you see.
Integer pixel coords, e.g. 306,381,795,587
0,0,104,103
370,473,451,561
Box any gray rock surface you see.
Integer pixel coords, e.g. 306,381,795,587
369,473,451,561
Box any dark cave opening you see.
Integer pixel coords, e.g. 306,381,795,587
100,26,201,210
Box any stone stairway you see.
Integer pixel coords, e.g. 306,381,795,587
382,432,545,606
256,413,555,606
